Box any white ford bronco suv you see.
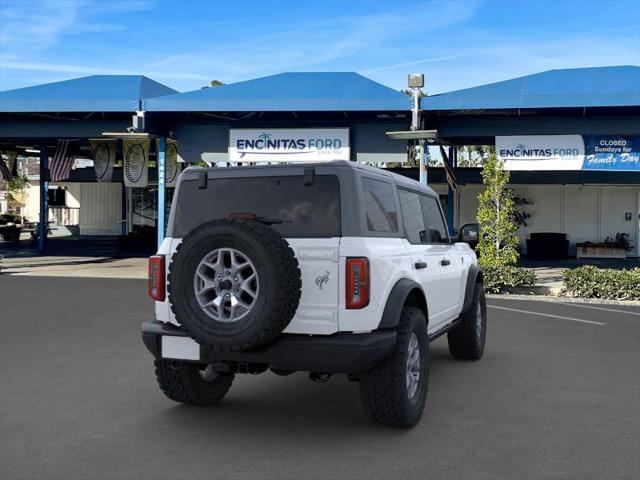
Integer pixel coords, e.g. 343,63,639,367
143,161,485,427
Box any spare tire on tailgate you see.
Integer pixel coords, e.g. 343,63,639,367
168,219,301,351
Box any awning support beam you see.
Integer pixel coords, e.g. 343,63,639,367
448,147,456,235
157,137,166,250
38,144,48,254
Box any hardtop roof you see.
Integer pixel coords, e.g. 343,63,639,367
182,160,437,197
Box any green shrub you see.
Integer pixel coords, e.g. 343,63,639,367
482,265,537,294
561,266,640,300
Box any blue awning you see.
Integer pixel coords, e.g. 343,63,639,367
145,72,411,112
0,75,178,113
422,66,640,111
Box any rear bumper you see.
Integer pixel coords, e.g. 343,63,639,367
141,320,396,374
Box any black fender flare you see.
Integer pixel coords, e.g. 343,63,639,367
378,279,427,329
461,264,483,314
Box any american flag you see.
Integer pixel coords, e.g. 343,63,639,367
0,157,12,181
439,145,458,190
49,140,78,182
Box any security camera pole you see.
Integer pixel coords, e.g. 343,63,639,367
408,73,426,185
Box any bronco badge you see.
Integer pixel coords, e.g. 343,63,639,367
315,271,330,290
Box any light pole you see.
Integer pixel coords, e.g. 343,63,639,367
408,73,426,185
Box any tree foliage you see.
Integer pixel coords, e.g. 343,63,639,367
476,153,519,268
4,175,29,213
201,79,225,89
562,266,640,300
456,145,495,167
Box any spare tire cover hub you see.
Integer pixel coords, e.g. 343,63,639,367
193,247,259,323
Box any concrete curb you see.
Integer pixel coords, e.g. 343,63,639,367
487,293,640,307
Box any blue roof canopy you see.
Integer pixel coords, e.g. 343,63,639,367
145,72,411,112
0,75,178,113
422,66,640,111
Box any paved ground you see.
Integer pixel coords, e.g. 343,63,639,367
1,276,638,480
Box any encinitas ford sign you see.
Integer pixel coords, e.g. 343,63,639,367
497,135,640,171
229,128,350,162
497,135,585,170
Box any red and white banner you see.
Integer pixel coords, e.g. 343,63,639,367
50,140,79,182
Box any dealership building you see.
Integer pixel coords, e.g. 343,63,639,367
0,65,638,257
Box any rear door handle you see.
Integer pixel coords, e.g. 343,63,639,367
414,262,427,269
440,259,451,266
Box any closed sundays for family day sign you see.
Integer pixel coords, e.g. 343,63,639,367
229,128,350,162
497,135,640,171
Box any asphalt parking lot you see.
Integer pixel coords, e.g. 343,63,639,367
1,275,638,480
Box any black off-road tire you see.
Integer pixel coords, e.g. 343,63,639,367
154,359,234,406
447,282,486,360
168,219,301,351
359,307,429,427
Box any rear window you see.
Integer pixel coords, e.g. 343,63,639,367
172,175,341,237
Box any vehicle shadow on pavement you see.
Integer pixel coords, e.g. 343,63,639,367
145,346,465,435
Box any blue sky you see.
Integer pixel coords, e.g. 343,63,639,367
0,0,638,94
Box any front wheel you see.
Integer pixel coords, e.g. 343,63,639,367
359,307,429,427
447,282,486,360
154,359,234,406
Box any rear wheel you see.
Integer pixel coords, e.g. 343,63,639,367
359,307,429,427
447,282,486,360
154,359,234,406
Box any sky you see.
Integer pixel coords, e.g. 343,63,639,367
0,0,639,94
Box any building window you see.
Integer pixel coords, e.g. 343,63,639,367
48,188,66,207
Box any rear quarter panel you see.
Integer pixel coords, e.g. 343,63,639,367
338,237,413,332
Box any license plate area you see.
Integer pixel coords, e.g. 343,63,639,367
161,336,201,361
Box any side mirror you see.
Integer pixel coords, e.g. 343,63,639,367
458,223,479,244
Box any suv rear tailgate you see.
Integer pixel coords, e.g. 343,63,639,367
282,238,340,335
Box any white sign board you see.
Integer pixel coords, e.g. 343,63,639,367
229,128,350,163
496,135,585,170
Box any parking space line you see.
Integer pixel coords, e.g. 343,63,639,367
488,305,607,326
547,302,640,316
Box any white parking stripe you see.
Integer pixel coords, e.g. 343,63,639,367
488,305,607,326
547,302,640,316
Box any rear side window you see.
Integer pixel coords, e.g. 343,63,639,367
398,189,427,244
361,177,398,233
420,195,449,243
172,175,341,237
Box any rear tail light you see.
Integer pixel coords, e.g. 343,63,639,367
148,255,166,301
346,257,369,309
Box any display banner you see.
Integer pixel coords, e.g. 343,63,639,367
496,135,585,170
156,138,181,187
582,136,640,171
90,139,116,182
122,138,150,187
229,128,350,162
497,135,640,171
